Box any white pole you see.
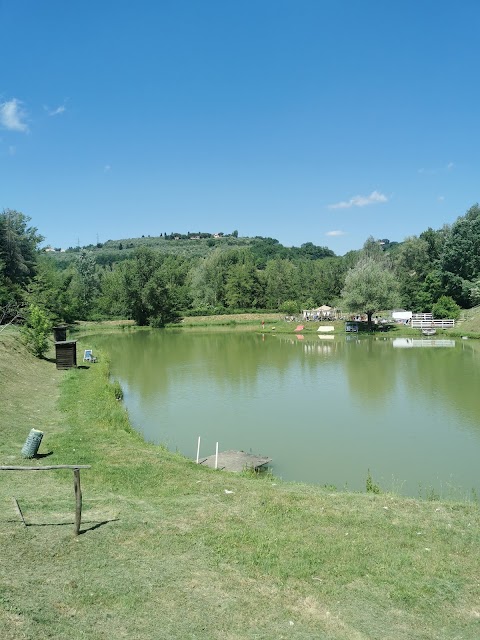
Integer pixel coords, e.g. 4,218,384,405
196,436,201,464
215,442,219,469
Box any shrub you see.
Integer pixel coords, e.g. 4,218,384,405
432,295,461,319
112,380,124,400
281,300,300,315
366,469,381,494
21,304,51,358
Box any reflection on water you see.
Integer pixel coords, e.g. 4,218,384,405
393,338,456,348
93,331,480,499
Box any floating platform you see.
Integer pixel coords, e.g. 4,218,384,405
199,450,272,473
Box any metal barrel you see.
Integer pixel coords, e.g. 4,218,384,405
21,429,44,458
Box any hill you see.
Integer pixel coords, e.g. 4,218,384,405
43,234,337,269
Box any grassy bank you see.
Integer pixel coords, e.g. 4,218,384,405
69,302,480,338
72,314,446,338
1,328,480,639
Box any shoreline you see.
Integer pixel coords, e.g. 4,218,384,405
1,326,479,638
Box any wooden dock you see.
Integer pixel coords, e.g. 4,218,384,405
199,450,272,473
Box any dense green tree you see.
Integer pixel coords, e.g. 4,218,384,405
0,209,43,307
155,254,192,313
469,277,480,306
432,295,461,320
121,248,161,325
224,253,263,309
393,236,433,311
441,270,470,308
66,250,100,319
140,271,178,327
341,256,400,330
120,248,182,326
0,209,43,284
439,205,480,306
441,205,480,281
304,257,347,305
281,300,300,315
264,259,298,309
95,266,129,318
189,257,221,311
292,242,335,261
25,255,73,322
249,237,288,269
188,248,255,311
422,270,444,303
419,226,447,263
361,236,385,261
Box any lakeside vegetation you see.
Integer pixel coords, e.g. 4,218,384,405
1,328,480,639
2,204,480,333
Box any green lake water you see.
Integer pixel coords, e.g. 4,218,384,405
94,330,480,499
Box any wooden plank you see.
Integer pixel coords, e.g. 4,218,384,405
12,497,27,527
73,468,82,536
0,465,91,471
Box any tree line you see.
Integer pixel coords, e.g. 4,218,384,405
2,204,478,336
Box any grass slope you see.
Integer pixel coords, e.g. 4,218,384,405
456,305,480,336
1,329,479,639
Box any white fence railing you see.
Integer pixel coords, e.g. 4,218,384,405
411,319,455,328
412,313,433,321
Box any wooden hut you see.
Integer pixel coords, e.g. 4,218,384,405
55,341,77,369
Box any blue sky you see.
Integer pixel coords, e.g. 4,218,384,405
1,1,479,255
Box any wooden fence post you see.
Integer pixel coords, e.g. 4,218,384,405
0,465,91,535
73,468,82,536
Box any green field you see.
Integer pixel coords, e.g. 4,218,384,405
1,326,479,639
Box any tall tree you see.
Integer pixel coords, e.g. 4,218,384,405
224,255,262,309
300,257,347,306
188,248,251,311
264,259,298,309
393,236,434,311
441,205,480,281
26,255,73,322
341,256,400,330
0,209,43,306
440,204,480,306
95,265,129,318
120,247,181,326
67,250,100,319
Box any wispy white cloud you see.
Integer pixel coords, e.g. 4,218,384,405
8,145,16,156
0,99,29,132
44,99,68,117
328,190,388,210
326,230,346,236
438,195,445,202
104,164,111,172
46,104,66,116
418,162,454,175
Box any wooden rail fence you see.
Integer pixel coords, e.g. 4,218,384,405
411,319,455,328
0,465,91,535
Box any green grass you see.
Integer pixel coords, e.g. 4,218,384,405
450,304,480,337
1,328,480,639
